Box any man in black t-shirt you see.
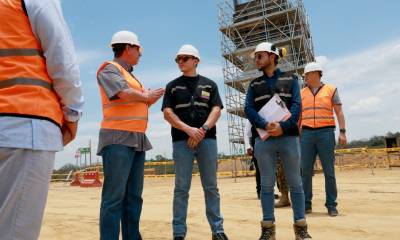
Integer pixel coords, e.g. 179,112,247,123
162,45,228,240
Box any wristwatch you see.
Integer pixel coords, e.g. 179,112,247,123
201,124,210,133
339,128,346,134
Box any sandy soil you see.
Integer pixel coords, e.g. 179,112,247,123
40,168,400,239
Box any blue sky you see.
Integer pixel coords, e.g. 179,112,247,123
55,0,400,168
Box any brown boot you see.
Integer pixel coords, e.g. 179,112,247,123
259,221,276,240
293,219,312,240
274,191,290,208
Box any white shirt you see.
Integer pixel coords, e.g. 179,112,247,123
244,120,253,151
0,0,84,151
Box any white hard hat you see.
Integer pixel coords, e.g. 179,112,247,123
252,42,286,59
304,62,323,75
254,42,279,56
110,30,141,48
176,44,200,60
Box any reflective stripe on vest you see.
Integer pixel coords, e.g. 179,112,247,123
301,84,336,128
175,103,191,109
175,101,209,109
97,61,148,133
255,94,272,102
0,0,63,127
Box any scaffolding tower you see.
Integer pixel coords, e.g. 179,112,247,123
217,0,315,157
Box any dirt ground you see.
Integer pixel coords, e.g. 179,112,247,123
40,168,400,240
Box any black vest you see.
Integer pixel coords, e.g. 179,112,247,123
173,78,211,126
249,72,299,136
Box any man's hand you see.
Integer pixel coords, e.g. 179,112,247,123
265,122,274,131
338,132,347,146
185,127,205,142
62,121,78,146
144,88,165,105
187,137,200,149
267,122,283,137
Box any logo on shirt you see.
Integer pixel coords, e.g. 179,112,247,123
201,91,210,100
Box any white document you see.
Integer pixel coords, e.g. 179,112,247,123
256,94,291,140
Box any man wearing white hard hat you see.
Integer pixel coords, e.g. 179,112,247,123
162,45,228,240
300,61,347,217
97,30,164,240
245,42,312,240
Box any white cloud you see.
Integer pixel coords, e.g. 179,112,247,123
349,96,383,115
76,49,108,66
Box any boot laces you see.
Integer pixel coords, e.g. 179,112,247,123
260,227,274,240
296,225,311,239
213,233,228,240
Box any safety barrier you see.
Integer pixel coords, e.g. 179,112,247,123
80,169,102,187
52,147,400,183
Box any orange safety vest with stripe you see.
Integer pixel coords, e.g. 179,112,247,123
0,0,63,127
301,84,336,128
97,61,148,133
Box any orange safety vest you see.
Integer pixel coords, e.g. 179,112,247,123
97,61,148,133
301,84,336,128
0,0,63,127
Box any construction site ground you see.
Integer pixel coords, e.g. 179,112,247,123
41,167,400,240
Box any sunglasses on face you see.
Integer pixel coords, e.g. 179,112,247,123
175,56,194,63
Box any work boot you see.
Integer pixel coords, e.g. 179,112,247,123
259,221,276,240
212,232,229,240
305,206,312,214
173,236,185,240
293,219,312,240
327,206,339,217
274,191,290,208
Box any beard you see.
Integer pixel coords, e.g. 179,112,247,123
257,62,269,71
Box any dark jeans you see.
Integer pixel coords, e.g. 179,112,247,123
301,128,338,210
172,139,224,237
99,144,145,240
254,136,305,222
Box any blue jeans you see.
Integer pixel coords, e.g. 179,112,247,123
172,139,224,237
254,136,305,222
301,128,337,209
99,144,145,240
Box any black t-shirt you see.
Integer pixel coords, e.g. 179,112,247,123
161,75,224,142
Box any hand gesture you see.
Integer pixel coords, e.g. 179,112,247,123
187,137,200,149
145,88,165,105
185,127,205,142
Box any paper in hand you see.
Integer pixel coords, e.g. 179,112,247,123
256,94,291,140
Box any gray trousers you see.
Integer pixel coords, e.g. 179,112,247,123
0,148,55,240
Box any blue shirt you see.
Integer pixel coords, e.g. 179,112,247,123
244,69,301,135
0,0,84,151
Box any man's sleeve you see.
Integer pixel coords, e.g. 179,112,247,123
332,88,342,105
25,0,84,119
280,76,301,134
209,82,224,109
245,84,267,129
161,82,175,111
97,64,129,100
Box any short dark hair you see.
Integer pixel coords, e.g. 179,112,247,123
112,43,132,58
